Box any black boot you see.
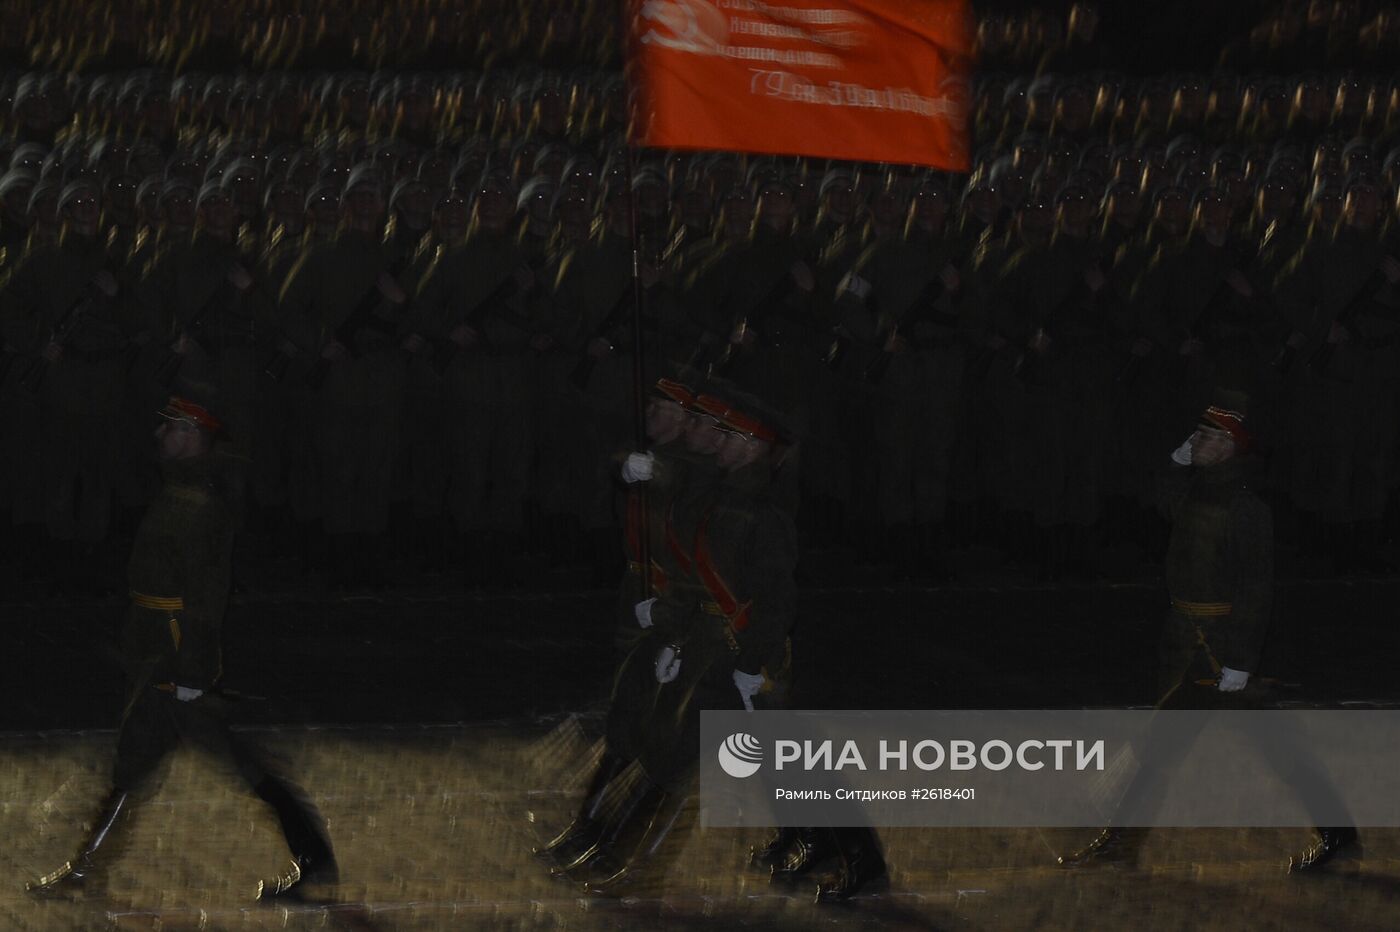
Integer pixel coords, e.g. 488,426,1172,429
1288,827,1360,874
583,787,691,896
1056,826,1146,869
815,827,888,902
26,789,130,898
533,749,631,866
769,827,839,883
254,776,338,900
551,773,666,883
749,826,799,870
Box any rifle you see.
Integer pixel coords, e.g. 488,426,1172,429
153,258,257,387
569,282,633,390
863,273,953,384
1012,259,1105,387
429,266,526,377
1303,263,1389,376
1125,245,1247,384
20,265,121,394
305,253,413,390
711,260,810,376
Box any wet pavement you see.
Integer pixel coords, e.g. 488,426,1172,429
5,574,1400,929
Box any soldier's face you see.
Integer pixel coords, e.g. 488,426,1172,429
475,188,513,230
645,399,688,444
397,188,433,232
1189,427,1236,467
1344,189,1381,229
155,419,206,461
347,185,385,222
3,185,34,225
823,185,856,223
723,197,755,237
715,430,770,471
198,194,236,235
758,188,795,230
682,190,713,230
684,414,725,455
64,193,101,236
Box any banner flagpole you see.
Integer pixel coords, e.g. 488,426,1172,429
624,129,651,600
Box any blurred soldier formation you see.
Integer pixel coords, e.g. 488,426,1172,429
0,0,1398,600
8,0,1399,908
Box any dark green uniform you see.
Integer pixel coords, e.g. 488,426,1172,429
135,232,268,481
857,227,965,532
1157,455,1273,697
613,442,712,654
249,227,310,518
640,461,798,788
116,453,241,789
412,229,534,536
278,229,412,537
605,441,718,759
541,229,634,533
0,231,131,543
1274,226,1399,526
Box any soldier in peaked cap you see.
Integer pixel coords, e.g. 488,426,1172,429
1059,389,1358,874
548,387,816,897
27,384,337,902
534,371,723,872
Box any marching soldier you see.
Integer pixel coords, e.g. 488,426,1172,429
26,388,336,901
1058,391,1357,872
535,373,720,873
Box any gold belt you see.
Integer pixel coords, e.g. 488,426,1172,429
131,591,185,612
1172,598,1232,617
700,601,726,617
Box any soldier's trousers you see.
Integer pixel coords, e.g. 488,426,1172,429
112,681,267,794
604,629,667,763
639,627,749,790
1108,612,1351,827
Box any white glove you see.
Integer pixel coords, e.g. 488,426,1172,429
634,597,657,629
1171,437,1194,466
174,686,204,702
1218,668,1250,692
655,646,681,684
621,451,655,484
733,669,766,712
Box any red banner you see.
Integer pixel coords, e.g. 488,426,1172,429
628,0,973,170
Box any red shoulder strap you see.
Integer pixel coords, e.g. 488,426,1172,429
694,507,751,632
